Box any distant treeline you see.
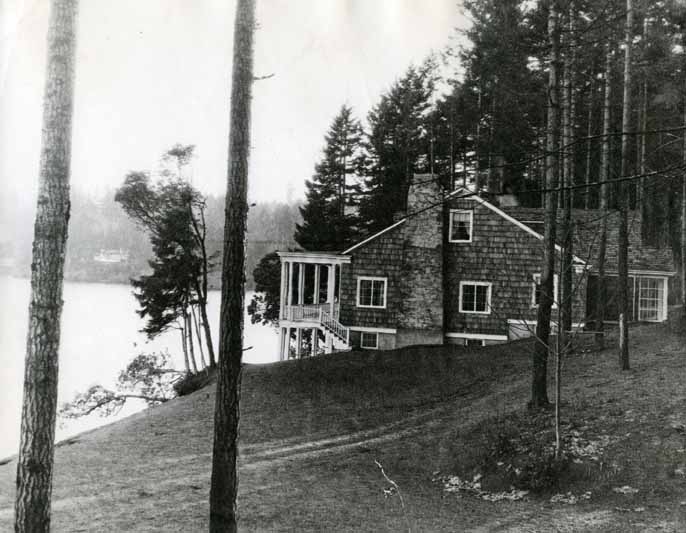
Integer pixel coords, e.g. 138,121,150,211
2,189,301,289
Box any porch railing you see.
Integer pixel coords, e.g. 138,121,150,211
284,303,339,321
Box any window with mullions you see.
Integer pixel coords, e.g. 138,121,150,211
459,282,491,314
356,277,387,308
449,210,473,242
360,332,379,349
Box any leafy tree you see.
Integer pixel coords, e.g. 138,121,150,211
115,146,217,369
295,105,363,251
247,251,282,326
59,352,182,418
357,60,438,233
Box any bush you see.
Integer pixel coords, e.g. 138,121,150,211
173,368,215,396
476,411,570,493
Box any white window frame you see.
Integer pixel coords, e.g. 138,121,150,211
532,273,559,309
360,331,379,349
449,209,474,243
356,276,387,309
458,281,492,315
637,276,667,322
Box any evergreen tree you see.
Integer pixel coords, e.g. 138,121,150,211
357,61,437,233
295,105,363,251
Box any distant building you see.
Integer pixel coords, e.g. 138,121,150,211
93,249,129,264
275,174,675,359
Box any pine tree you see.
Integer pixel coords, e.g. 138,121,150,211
357,61,437,233
295,105,362,251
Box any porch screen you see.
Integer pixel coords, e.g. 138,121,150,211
638,277,664,321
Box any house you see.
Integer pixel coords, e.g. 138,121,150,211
275,175,675,359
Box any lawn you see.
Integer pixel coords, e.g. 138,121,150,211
0,323,685,531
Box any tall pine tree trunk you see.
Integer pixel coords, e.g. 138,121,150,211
14,1,78,531
531,0,560,408
209,0,255,530
618,0,633,370
595,45,613,350
681,76,686,323
584,88,593,210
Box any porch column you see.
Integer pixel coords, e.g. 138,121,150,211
325,332,333,354
278,327,285,361
280,260,288,319
298,263,305,305
295,328,302,358
327,263,335,315
314,265,321,304
287,261,294,309
311,327,318,357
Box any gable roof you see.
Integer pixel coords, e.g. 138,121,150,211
339,187,674,274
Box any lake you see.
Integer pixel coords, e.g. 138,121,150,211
0,275,278,459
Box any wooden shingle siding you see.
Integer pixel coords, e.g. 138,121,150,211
340,227,404,329
445,198,588,336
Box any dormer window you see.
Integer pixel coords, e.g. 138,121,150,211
449,210,473,243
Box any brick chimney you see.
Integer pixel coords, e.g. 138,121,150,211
397,173,444,346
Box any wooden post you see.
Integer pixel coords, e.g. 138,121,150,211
311,328,318,357
295,328,302,358
280,260,287,319
298,263,305,305
278,327,285,361
287,261,293,313
327,263,335,315
314,264,320,304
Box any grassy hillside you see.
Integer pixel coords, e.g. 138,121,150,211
1,324,685,531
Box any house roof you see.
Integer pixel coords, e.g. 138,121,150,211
503,207,676,274
336,185,674,275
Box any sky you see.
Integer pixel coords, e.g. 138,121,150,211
0,0,467,217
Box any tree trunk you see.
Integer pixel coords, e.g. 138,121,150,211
192,304,207,370
681,78,686,323
618,0,633,371
14,1,78,531
209,0,255,531
185,307,199,374
561,3,575,343
181,327,191,373
531,0,560,409
638,15,649,216
190,204,216,367
584,88,594,209
595,45,613,350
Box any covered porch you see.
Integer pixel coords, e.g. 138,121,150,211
277,251,351,360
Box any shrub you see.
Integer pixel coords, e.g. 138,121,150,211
173,368,215,396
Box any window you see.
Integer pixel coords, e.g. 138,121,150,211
449,210,473,242
360,332,379,349
638,277,665,322
532,273,559,309
459,282,491,314
356,277,387,308
465,338,485,347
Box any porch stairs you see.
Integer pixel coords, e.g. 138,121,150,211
320,309,350,347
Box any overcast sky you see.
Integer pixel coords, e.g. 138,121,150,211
1,0,466,215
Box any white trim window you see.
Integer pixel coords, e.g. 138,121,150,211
449,209,473,243
532,273,559,309
356,276,387,308
459,281,492,314
637,276,666,322
360,332,379,349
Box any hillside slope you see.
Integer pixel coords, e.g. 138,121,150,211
1,325,685,531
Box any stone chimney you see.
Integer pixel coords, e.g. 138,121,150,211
397,173,444,346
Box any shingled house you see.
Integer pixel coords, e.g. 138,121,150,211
275,175,675,359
